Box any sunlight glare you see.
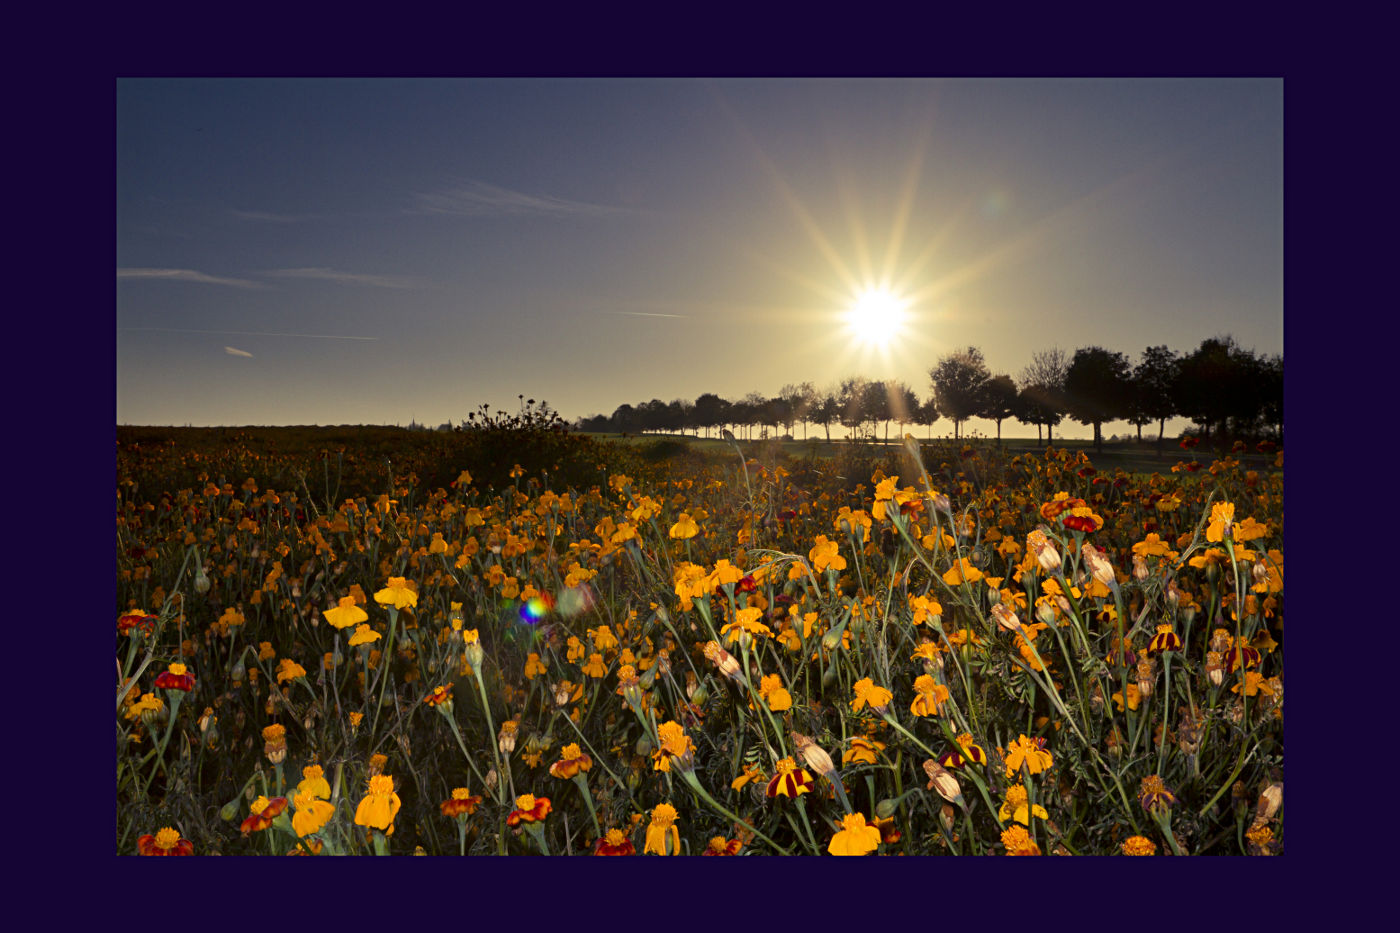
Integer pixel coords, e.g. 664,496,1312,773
845,287,909,347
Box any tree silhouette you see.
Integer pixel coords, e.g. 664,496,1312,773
913,395,941,439
979,374,1020,446
1173,336,1255,441
1065,346,1132,451
1131,345,1179,448
930,347,991,439
692,393,729,439
1018,347,1069,445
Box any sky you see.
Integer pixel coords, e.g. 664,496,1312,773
116,78,1282,438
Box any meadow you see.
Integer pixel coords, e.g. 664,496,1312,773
117,422,1282,856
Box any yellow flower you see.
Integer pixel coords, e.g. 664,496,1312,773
669,513,699,539
910,675,950,717
373,576,419,610
276,658,307,684
721,606,773,644
644,803,680,855
998,783,1049,825
759,673,792,712
1206,502,1236,542
354,774,401,831
324,596,369,630
524,653,547,680
808,536,847,574
297,765,331,799
1003,734,1053,776
292,791,335,837
942,558,984,585
581,653,608,679
828,813,882,856
850,678,893,713
1000,823,1042,855
1122,835,1157,855
348,624,380,647
842,735,885,765
708,559,744,589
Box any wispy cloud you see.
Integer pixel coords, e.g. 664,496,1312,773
602,310,687,319
122,327,379,341
262,267,421,289
413,181,626,218
117,268,264,288
224,346,253,357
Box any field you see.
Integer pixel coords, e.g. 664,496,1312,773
117,424,1282,856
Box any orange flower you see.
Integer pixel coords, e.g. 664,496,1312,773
506,794,552,825
593,828,636,855
548,743,594,780
153,662,195,693
240,796,289,835
137,827,194,855
440,787,484,818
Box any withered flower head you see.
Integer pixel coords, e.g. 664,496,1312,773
791,732,837,778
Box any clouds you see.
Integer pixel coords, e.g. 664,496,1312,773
412,180,627,218
262,267,420,289
117,267,264,288
118,267,420,290
224,346,253,357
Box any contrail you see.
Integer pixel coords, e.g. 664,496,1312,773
602,310,686,319
120,327,379,341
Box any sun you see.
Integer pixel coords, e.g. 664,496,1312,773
845,287,909,346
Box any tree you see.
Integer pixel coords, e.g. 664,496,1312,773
1064,346,1132,451
1258,354,1283,443
888,382,920,439
913,395,941,439
930,347,991,439
813,391,840,442
692,393,729,438
1173,336,1254,441
839,377,871,440
862,380,892,441
1131,345,1179,448
979,374,1020,446
1018,347,1069,445
610,403,641,434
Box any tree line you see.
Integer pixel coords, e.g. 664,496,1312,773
574,335,1281,451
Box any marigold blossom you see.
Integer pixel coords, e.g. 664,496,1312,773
828,813,882,856
137,827,194,855
354,775,402,831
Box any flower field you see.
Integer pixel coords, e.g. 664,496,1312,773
117,427,1282,855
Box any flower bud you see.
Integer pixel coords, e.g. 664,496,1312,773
922,759,963,804
1165,580,1181,606
1135,659,1155,699
484,768,498,793
875,798,899,820
1027,528,1061,574
1035,600,1058,626
991,603,1021,634
1205,651,1225,686
1256,782,1283,823
1132,555,1149,582
791,732,836,778
1080,543,1117,588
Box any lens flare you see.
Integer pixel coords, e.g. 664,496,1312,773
517,592,556,624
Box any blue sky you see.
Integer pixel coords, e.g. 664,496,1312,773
117,78,1281,436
